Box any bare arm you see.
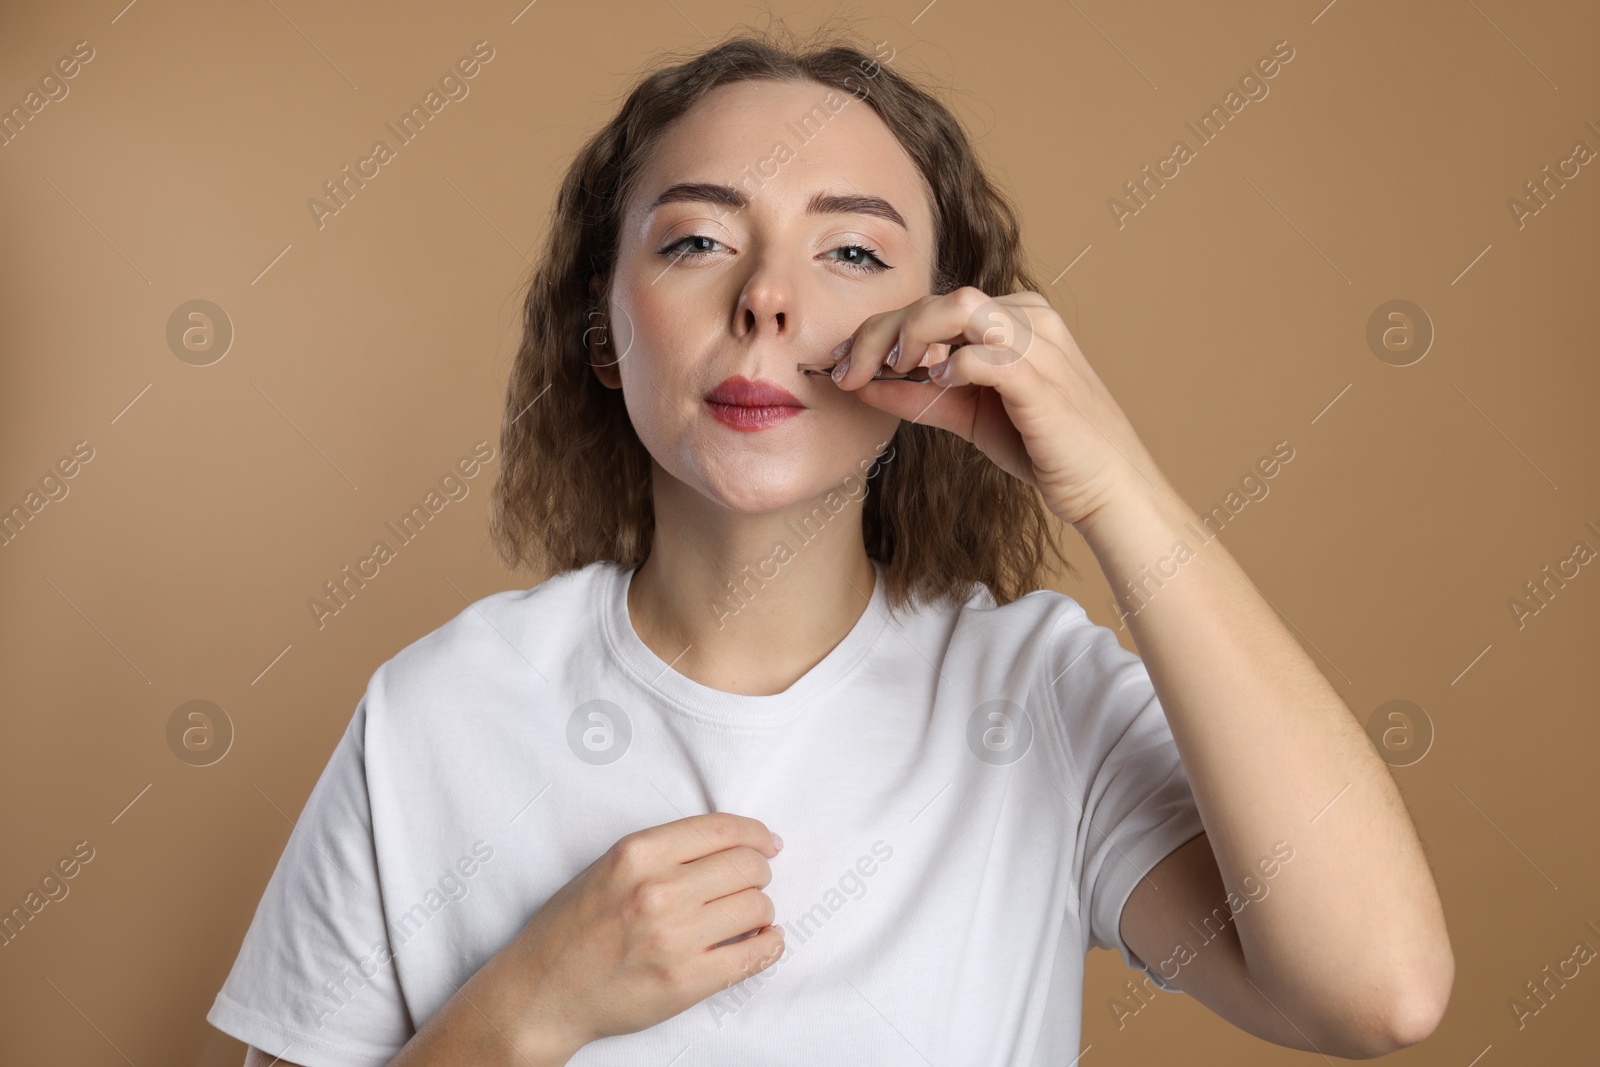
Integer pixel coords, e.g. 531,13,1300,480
1082,485,1453,1058
821,281,1452,1054
1120,832,1373,1057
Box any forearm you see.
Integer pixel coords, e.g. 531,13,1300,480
1073,486,1452,1038
388,950,585,1067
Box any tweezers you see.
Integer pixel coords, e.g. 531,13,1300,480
795,361,933,382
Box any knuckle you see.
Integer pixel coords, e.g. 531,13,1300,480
703,811,740,846
609,839,650,879
627,877,673,918
954,285,988,311
745,851,773,887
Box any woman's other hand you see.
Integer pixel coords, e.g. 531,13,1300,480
485,811,786,1056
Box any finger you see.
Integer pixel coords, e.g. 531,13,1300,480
924,342,1045,395
640,811,782,868
678,845,774,904
695,885,777,948
833,290,1041,389
703,924,786,993
831,302,915,391
888,288,1038,375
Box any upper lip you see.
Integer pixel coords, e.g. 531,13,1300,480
705,376,805,408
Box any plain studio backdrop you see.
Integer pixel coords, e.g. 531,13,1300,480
1,1,1597,1064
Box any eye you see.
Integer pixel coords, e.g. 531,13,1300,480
657,233,727,259
826,243,892,274
655,234,893,275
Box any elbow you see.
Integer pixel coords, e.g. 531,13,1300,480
1371,984,1450,1057
1342,949,1456,1058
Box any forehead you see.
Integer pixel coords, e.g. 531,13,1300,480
627,77,933,236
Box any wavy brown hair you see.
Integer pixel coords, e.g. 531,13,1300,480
488,20,1076,618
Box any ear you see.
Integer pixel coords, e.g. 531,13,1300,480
586,274,622,391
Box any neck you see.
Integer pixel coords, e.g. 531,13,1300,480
626,472,878,697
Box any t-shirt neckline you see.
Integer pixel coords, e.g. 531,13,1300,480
599,557,891,729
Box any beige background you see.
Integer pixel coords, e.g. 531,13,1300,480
2,0,1597,1063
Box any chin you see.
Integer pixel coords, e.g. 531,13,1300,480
689,460,842,515
701,480,824,516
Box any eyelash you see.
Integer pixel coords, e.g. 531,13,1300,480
657,234,892,274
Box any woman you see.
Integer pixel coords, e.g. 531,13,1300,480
209,25,1453,1067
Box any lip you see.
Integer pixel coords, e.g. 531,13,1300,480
704,375,807,433
705,376,805,408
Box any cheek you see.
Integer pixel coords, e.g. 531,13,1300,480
614,297,694,388
617,362,673,446
612,304,726,444
614,353,705,483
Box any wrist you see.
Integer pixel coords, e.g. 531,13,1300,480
1071,485,1210,601
483,944,592,1065
389,967,585,1067
509,1020,587,1067
1070,484,1186,545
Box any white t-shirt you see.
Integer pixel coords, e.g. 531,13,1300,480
207,557,1206,1066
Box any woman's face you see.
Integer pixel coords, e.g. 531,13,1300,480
592,77,938,515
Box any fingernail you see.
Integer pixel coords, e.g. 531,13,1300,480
771,832,784,852
929,359,949,381
831,355,851,382
830,336,854,361
884,339,900,368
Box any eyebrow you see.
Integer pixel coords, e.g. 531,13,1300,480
646,182,908,231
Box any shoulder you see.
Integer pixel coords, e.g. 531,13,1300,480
921,583,1154,787
363,561,618,726
946,582,1104,662
931,582,1132,704
953,584,1154,754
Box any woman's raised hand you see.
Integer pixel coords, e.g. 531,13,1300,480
827,287,1173,530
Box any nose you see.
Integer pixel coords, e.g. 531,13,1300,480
735,260,794,340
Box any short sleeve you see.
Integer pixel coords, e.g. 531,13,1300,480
1047,604,1207,995
206,690,414,1066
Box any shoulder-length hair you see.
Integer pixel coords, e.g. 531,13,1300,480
488,20,1076,618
